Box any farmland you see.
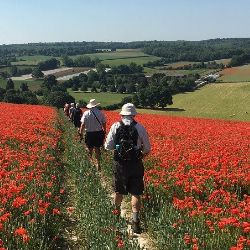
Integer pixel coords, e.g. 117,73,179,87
218,64,250,82
2,102,250,249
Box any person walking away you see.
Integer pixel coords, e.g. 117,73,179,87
79,99,107,171
64,103,70,118
69,103,75,122
104,103,151,234
72,103,83,139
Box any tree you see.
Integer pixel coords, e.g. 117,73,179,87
3,90,25,104
32,68,44,79
79,99,87,108
61,54,74,67
80,82,88,91
0,88,6,101
19,91,39,105
10,66,18,77
91,86,97,92
42,91,75,109
127,82,136,93
37,58,59,71
121,96,133,105
19,82,29,92
110,85,116,92
1,72,10,79
72,84,78,91
117,84,126,93
6,79,15,90
42,75,58,90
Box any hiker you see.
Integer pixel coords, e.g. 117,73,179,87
72,103,83,136
69,103,75,122
79,99,107,171
104,103,151,234
64,103,70,118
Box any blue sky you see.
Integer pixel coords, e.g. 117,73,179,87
1,0,250,45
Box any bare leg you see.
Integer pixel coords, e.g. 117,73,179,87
88,147,93,158
131,195,140,212
94,146,101,170
114,193,123,207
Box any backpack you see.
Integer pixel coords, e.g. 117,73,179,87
114,120,141,161
73,108,82,121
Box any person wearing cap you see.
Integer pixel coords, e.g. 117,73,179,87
104,103,151,234
79,99,107,171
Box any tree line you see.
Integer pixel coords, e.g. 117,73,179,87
0,60,198,110
2,38,250,64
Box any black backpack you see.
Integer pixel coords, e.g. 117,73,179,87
73,108,82,121
114,120,141,161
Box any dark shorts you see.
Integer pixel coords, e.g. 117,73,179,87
73,120,81,128
85,130,104,148
112,160,144,195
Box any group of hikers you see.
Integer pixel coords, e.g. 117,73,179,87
63,99,151,234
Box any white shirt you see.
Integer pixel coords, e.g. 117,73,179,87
105,116,151,155
80,108,107,132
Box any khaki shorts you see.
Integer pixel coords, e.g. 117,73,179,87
112,160,144,195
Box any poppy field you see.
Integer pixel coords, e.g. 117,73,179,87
102,111,250,250
0,103,63,249
1,103,250,250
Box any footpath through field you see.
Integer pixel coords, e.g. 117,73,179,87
58,109,156,250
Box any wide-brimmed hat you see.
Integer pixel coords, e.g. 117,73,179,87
119,103,138,116
87,99,100,108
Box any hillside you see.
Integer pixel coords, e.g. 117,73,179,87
136,82,250,122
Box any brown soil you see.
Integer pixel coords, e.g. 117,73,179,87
53,67,93,78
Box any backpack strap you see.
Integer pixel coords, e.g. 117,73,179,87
90,109,102,126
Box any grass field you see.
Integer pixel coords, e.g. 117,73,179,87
138,82,250,121
0,79,42,90
68,82,250,122
68,90,132,107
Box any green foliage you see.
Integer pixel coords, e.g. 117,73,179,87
37,58,59,71
43,91,75,109
3,89,39,104
42,75,58,90
78,99,87,108
32,68,44,78
6,78,14,90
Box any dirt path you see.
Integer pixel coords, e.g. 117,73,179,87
98,171,155,250
54,164,86,249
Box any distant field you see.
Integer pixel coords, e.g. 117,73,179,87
0,79,42,90
138,82,250,121
218,65,250,82
101,56,160,67
13,55,61,66
67,82,250,122
67,90,132,107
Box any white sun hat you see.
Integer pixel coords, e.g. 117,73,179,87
86,99,100,108
119,103,138,116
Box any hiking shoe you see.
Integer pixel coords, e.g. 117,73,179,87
131,220,141,234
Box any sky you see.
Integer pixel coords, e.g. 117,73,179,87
1,0,250,45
